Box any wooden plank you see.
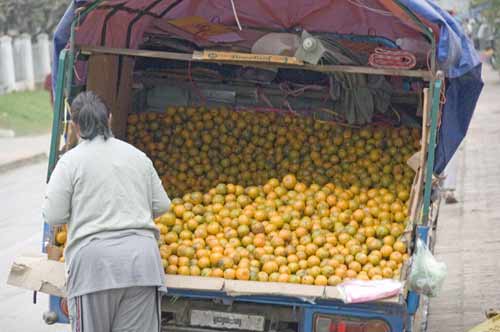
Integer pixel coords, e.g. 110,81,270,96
409,88,430,224
224,280,325,299
81,45,193,62
113,56,135,139
166,275,224,291
193,50,303,65
79,45,433,80
86,54,135,139
87,54,119,111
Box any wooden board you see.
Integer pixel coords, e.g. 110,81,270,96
409,88,430,225
193,50,303,65
87,54,119,110
166,275,224,291
224,279,324,299
79,45,433,80
7,256,401,305
86,54,134,139
113,56,135,139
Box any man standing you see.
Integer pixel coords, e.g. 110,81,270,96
43,91,170,331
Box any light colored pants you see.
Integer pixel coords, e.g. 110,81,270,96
68,286,160,332
442,151,458,191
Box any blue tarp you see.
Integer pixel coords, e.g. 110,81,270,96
52,0,483,174
51,2,75,95
400,0,484,173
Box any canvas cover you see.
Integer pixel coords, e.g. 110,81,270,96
53,0,483,173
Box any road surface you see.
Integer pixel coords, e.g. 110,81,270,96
428,66,500,331
0,162,64,332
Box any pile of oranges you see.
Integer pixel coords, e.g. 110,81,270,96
54,225,67,262
126,107,420,198
155,173,410,285
54,106,419,285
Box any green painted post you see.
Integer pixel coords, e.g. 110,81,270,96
46,50,69,181
421,78,443,226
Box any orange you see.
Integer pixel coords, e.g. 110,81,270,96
198,257,211,269
383,235,396,246
368,254,380,266
380,245,393,258
262,261,279,274
282,174,297,190
278,273,290,283
288,262,299,273
178,257,190,267
314,275,328,286
206,222,221,235
224,268,236,279
275,256,288,267
257,271,269,282
164,232,178,244
321,265,335,277
307,256,321,267
212,268,224,278
352,209,365,222
393,241,407,253
328,275,342,286
219,257,234,269
301,275,315,285
368,267,382,279
56,231,67,245
390,252,403,264
190,266,201,276
166,265,178,275
348,261,362,273
289,275,301,284
345,269,357,279
210,252,223,266
269,272,280,282
235,268,250,280
382,267,394,278
335,268,346,278
178,266,190,276
253,235,266,248
173,205,186,218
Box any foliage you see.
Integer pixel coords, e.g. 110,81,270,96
0,0,69,36
472,0,500,25
0,90,53,135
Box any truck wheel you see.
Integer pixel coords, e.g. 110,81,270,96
42,311,58,325
490,53,498,70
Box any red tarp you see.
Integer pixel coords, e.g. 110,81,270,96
75,0,439,54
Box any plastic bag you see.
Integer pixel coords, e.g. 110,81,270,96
409,238,447,297
337,279,403,304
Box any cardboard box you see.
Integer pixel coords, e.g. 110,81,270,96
7,254,66,298
7,255,400,304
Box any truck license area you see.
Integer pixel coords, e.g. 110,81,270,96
190,310,265,331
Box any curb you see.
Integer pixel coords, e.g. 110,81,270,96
0,153,48,174
0,129,15,138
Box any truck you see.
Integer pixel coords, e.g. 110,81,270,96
7,1,483,331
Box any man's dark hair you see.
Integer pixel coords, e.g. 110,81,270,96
71,91,112,140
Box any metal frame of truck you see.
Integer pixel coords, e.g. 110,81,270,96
40,2,446,331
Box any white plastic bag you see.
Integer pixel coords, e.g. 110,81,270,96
337,279,403,304
409,238,447,297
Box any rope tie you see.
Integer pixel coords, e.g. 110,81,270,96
369,47,417,69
